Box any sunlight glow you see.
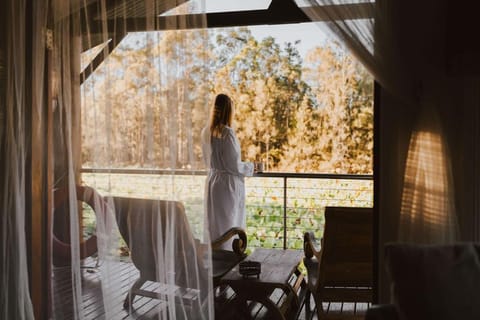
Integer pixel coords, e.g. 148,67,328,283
399,131,457,243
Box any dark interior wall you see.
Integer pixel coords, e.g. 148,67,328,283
445,76,480,241
377,88,414,302
377,0,480,302
0,0,5,186
443,0,480,240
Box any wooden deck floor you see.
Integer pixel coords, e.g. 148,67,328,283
52,258,369,320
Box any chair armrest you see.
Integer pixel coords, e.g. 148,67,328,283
365,304,399,320
211,227,247,256
303,231,322,260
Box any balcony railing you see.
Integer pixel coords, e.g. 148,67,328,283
81,168,373,250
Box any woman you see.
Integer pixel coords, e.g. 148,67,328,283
201,94,254,249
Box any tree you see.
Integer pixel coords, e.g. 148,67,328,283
82,29,212,169
81,29,373,174
211,29,312,169
284,42,373,174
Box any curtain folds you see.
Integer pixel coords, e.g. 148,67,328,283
1,0,463,319
0,0,35,319
51,0,213,319
299,0,405,99
299,0,458,243
48,1,212,319
3,0,214,318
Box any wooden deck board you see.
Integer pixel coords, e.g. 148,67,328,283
53,257,367,319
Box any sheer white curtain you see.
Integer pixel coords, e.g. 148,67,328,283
399,105,457,243
0,1,35,319
2,0,213,318
299,0,458,243
298,0,405,97
48,0,213,319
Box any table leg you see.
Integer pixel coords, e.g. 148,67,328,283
257,296,286,320
228,286,286,320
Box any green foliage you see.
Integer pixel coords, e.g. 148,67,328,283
83,173,373,250
279,43,374,173
76,25,376,257
81,27,373,174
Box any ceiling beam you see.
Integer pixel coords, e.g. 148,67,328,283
80,31,126,84
83,2,373,34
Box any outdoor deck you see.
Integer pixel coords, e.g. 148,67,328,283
52,257,369,320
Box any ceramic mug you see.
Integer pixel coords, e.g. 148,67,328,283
254,162,264,173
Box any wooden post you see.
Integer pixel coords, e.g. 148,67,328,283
29,2,53,318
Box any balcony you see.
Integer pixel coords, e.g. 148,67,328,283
80,168,373,250
50,168,373,319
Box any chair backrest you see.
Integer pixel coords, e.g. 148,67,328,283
108,196,202,288
320,206,373,288
53,185,105,266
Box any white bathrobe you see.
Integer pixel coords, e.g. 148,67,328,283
201,126,254,249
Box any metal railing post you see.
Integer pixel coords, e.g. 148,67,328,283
283,176,287,250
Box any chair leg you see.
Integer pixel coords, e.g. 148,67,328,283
312,295,324,320
304,290,314,320
123,277,146,310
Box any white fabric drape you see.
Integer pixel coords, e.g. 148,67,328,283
0,1,35,319
49,0,213,319
399,104,458,243
2,0,213,318
299,0,458,243
299,0,405,97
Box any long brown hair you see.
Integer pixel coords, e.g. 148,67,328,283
210,93,233,138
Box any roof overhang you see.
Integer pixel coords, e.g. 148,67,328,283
79,0,373,83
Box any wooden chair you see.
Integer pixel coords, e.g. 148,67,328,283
211,227,248,288
303,206,373,319
52,185,106,267
108,196,247,311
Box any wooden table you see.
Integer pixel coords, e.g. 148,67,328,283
219,248,307,319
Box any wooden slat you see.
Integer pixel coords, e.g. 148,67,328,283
222,248,303,285
52,256,369,319
304,206,374,319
